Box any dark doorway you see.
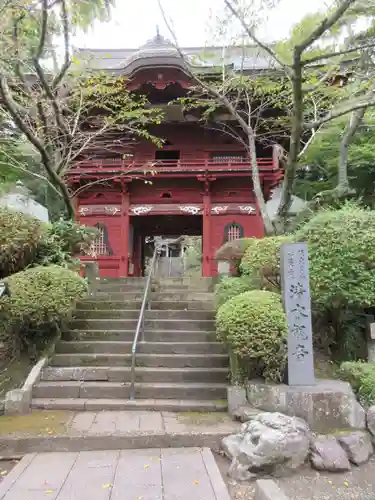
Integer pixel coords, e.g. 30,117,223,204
155,150,180,161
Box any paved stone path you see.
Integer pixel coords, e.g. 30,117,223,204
67,410,239,435
0,448,231,500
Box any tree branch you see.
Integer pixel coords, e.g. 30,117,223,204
305,99,375,129
52,0,70,89
296,0,357,53
302,42,375,65
224,0,293,77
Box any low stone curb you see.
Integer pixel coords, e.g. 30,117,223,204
4,358,48,415
0,431,231,458
254,479,290,500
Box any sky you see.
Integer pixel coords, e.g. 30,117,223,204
72,0,331,50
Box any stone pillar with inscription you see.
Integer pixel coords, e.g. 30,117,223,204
280,242,315,386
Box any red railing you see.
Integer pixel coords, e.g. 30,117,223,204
67,157,278,175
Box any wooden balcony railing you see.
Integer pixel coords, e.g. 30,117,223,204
67,157,278,175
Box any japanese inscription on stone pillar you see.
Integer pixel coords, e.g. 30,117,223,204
280,242,315,386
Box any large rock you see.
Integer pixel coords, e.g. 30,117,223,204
366,406,375,437
222,434,242,461
337,431,373,465
224,412,311,479
310,435,351,472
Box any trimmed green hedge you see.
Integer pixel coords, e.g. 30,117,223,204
240,236,292,291
0,265,87,357
295,203,375,310
340,361,375,406
216,290,288,383
0,208,45,278
214,276,256,310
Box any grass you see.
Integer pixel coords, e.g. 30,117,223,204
0,411,73,436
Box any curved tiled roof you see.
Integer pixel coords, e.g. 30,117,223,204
73,34,276,75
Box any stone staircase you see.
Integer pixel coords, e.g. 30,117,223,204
32,277,229,412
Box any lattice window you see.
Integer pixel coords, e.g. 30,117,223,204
85,224,112,257
211,153,246,163
224,222,244,243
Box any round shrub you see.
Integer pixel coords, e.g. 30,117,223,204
240,236,292,290
0,208,45,278
295,203,375,309
216,290,287,383
3,265,87,324
0,266,87,355
214,276,256,309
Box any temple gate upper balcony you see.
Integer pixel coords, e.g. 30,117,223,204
66,156,280,179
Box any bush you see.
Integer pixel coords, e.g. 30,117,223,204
0,208,45,278
296,204,375,360
0,265,87,355
240,236,292,291
295,203,375,310
215,238,256,271
214,276,256,309
340,361,375,406
36,219,98,267
216,290,288,383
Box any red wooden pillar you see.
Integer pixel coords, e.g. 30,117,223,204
202,182,212,277
119,184,130,277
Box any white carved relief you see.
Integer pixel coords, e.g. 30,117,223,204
104,206,120,215
179,205,201,215
131,206,153,215
79,207,91,216
212,205,228,215
239,205,256,214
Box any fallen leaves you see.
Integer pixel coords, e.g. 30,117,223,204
102,483,112,489
194,479,199,485
0,471,8,476
44,490,53,495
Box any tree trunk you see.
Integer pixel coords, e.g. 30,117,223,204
338,108,365,192
278,55,303,219
248,129,275,235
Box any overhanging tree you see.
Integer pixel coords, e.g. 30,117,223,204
159,0,375,232
0,0,162,219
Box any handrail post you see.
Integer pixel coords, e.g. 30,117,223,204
129,245,160,401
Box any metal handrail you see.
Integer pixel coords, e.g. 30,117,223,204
129,245,161,400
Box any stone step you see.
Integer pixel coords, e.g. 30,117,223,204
32,381,228,400
69,318,215,331
67,329,217,342
87,292,213,302
91,283,211,293
56,341,227,355
76,300,214,311
72,309,214,320
31,398,227,412
77,300,142,310
50,353,229,368
41,366,229,383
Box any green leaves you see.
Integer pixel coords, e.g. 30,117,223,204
0,207,45,279
216,290,287,383
295,203,375,310
1,264,87,329
214,276,256,309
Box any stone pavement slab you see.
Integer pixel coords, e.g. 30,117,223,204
0,448,231,500
0,411,240,457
